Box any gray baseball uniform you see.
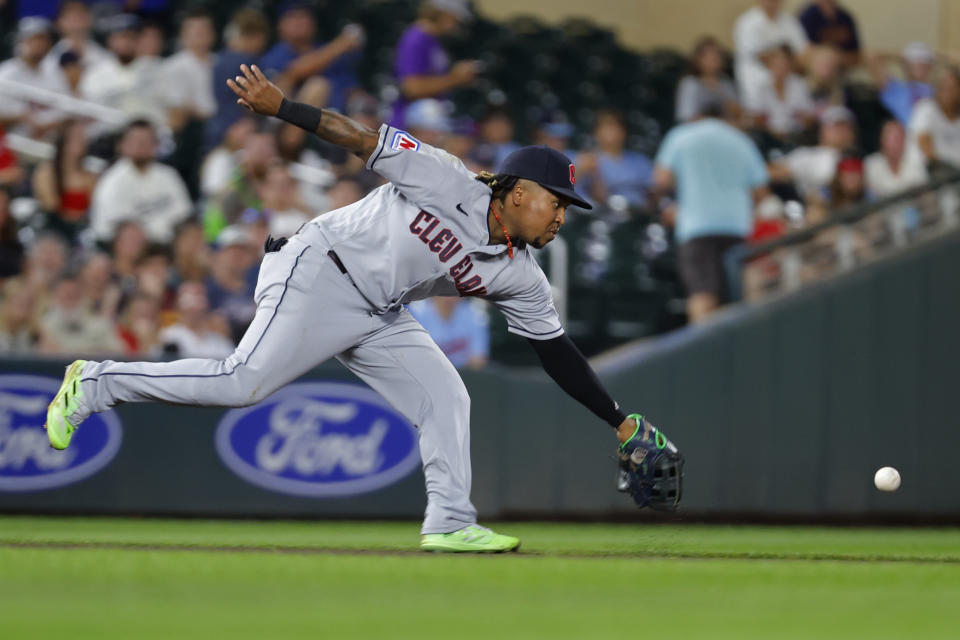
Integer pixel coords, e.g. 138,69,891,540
73,125,562,534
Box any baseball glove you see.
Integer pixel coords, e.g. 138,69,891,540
616,413,684,511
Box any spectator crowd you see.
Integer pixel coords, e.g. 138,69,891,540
0,0,958,364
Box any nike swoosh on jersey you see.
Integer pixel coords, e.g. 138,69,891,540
456,203,469,216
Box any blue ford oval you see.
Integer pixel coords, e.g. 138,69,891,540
0,374,123,492
214,382,421,497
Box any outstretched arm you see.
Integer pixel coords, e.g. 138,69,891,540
531,334,684,512
227,64,379,163
527,335,637,443
277,27,365,89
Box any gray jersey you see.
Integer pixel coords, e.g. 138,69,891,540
309,125,563,341
70,125,563,539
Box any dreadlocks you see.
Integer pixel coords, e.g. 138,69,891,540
475,172,519,203
475,172,521,258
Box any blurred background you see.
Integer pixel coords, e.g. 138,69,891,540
0,0,959,521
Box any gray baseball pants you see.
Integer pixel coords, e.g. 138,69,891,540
75,227,476,534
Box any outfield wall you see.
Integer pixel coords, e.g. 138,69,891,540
2,229,959,520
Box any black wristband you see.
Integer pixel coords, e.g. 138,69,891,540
612,407,628,428
276,98,323,132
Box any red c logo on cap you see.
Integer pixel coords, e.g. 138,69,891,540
569,164,576,185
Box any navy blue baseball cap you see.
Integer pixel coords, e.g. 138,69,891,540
498,146,592,210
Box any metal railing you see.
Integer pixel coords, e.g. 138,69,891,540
0,78,127,126
1,77,340,191
730,170,960,300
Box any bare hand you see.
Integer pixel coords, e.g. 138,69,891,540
449,60,481,86
660,203,676,228
616,417,638,444
227,64,284,116
576,151,597,174
336,24,366,51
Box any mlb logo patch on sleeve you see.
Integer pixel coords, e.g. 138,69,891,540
391,130,421,151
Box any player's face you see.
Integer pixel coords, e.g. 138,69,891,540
514,180,568,249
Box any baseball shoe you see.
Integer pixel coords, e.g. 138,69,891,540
44,360,88,450
420,524,520,553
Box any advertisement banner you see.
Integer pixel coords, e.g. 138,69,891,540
215,382,420,497
0,374,122,492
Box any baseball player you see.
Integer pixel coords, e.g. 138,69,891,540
45,64,683,552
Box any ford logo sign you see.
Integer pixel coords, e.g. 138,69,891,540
0,374,122,492
214,382,420,497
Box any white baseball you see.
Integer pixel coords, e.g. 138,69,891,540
874,466,901,492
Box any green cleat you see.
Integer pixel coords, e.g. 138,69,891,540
420,524,521,553
44,360,88,450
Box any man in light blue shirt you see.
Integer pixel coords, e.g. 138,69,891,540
654,102,768,322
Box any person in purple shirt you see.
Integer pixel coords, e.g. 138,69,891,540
797,0,860,67
391,0,482,128
258,2,364,113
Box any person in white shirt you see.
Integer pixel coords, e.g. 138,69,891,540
0,17,66,138
158,281,236,359
769,105,856,199
160,10,218,132
865,120,928,198
748,44,816,139
38,276,123,356
90,120,193,245
675,36,740,123
907,67,960,170
80,14,167,132
734,0,810,107
258,162,313,238
41,1,111,84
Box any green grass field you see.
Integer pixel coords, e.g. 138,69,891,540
1,517,959,639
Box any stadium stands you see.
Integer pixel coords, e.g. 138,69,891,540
0,0,955,365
